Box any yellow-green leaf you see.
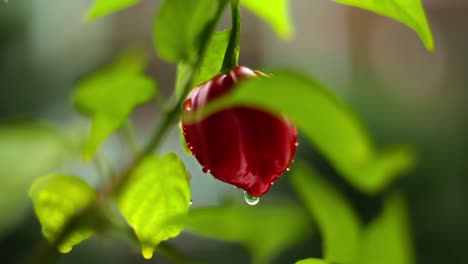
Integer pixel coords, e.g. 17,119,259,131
85,0,140,21
332,0,434,50
187,71,415,194
0,123,69,235
73,50,156,161
358,192,415,264
117,153,191,259
241,0,293,39
296,259,329,264
290,163,360,264
186,202,312,264
29,174,96,253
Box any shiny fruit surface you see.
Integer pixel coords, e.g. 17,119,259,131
182,66,297,197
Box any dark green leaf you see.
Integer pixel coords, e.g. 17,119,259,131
187,71,415,194
154,0,219,62
241,0,293,39
29,174,96,253
85,0,140,21
73,50,156,161
186,202,312,264
295,259,329,264
332,0,434,50
0,123,69,236
117,153,191,259
175,30,231,99
357,192,415,264
290,163,360,264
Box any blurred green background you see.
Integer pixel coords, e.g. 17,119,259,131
1,0,467,263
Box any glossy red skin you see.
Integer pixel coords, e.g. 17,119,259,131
181,66,297,197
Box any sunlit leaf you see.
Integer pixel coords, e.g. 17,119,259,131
154,0,220,62
85,0,140,21
175,30,231,99
0,123,69,236
117,153,191,259
29,174,96,253
332,0,434,50
185,202,312,264
73,50,156,161
358,192,415,264
295,259,329,264
241,0,293,39
290,163,360,264
186,71,415,194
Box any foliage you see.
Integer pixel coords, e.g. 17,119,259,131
73,50,157,161
0,123,70,236
291,164,414,264
185,202,312,264
16,0,435,263
117,153,191,259
85,0,140,21
240,0,293,39
29,174,97,253
291,164,360,264
332,0,434,50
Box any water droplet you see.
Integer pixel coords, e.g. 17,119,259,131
270,182,274,185
202,167,210,173
244,191,260,206
183,99,192,111
295,142,299,147
190,199,193,206
58,244,72,254
142,245,154,259
286,168,290,171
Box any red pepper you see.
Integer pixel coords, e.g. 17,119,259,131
181,66,298,197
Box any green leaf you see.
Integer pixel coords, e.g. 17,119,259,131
185,202,312,264
73,50,156,161
358,192,414,264
241,0,293,39
117,153,191,259
29,174,96,253
85,0,140,21
187,71,415,194
154,0,219,62
178,121,191,155
0,123,69,236
290,163,360,264
332,0,434,50
175,30,231,100
295,259,329,264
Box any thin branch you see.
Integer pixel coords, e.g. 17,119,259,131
121,119,141,156
221,0,241,72
32,1,231,263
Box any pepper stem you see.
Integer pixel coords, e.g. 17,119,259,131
221,0,241,72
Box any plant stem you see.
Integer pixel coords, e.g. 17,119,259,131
94,153,109,184
122,119,141,156
221,0,241,72
32,1,230,263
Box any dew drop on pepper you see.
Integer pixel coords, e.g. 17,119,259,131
244,191,260,206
